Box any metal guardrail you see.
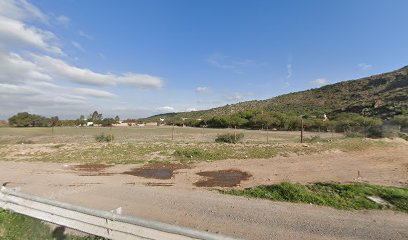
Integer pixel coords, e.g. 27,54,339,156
0,186,238,240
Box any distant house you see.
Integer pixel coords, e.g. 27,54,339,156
113,121,129,127
145,122,158,127
86,121,94,126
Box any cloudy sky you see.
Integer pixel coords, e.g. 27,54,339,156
1,0,408,119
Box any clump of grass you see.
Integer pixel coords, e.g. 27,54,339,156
215,133,244,144
95,133,114,142
304,135,324,143
222,182,408,212
51,144,65,149
16,139,34,144
0,210,105,239
173,147,224,162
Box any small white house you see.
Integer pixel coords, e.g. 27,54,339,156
86,121,94,126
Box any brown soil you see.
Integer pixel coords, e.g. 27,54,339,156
194,169,252,187
122,163,189,179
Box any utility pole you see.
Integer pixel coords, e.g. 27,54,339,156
266,126,269,143
172,124,175,141
234,126,237,142
300,119,304,143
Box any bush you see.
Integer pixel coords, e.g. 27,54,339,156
366,126,384,138
215,133,244,144
95,133,114,142
304,135,323,143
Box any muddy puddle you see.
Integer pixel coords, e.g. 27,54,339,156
122,164,188,179
71,163,112,171
71,164,113,176
194,169,251,187
144,182,174,187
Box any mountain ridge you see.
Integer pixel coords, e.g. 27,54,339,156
143,65,408,121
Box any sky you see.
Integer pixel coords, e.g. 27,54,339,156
1,0,408,119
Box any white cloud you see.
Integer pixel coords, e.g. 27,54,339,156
56,15,70,27
116,73,163,89
74,88,117,98
0,0,48,24
206,53,236,70
358,63,373,71
310,78,330,86
186,108,197,112
205,53,257,74
225,92,253,102
0,16,63,54
0,83,44,95
79,30,93,40
195,86,211,94
157,106,175,112
31,54,163,88
0,49,52,84
286,63,292,79
71,41,85,52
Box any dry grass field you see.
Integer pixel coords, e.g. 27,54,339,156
1,126,407,239
0,126,391,164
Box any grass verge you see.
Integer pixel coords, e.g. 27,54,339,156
222,182,408,212
0,210,104,240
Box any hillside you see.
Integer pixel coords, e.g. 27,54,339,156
144,66,408,121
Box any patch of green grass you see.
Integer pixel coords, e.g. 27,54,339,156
0,210,104,239
23,137,395,164
223,182,408,212
325,138,394,152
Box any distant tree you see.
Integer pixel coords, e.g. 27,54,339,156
75,115,87,126
101,118,115,127
89,111,103,123
114,115,120,123
229,114,248,128
50,116,60,127
8,112,49,127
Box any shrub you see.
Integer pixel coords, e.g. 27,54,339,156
215,133,244,144
366,126,384,138
95,133,114,142
304,135,323,143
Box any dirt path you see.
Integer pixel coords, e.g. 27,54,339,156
0,145,407,239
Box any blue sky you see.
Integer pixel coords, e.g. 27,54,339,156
1,0,408,119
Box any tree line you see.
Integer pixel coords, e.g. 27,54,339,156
7,110,408,138
8,111,120,127
163,110,408,137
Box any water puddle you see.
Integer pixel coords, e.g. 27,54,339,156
122,164,188,179
144,182,174,187
194,169,251,187
71,164,113,176
71,164,112,172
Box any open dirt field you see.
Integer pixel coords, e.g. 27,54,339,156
0,127,407,239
